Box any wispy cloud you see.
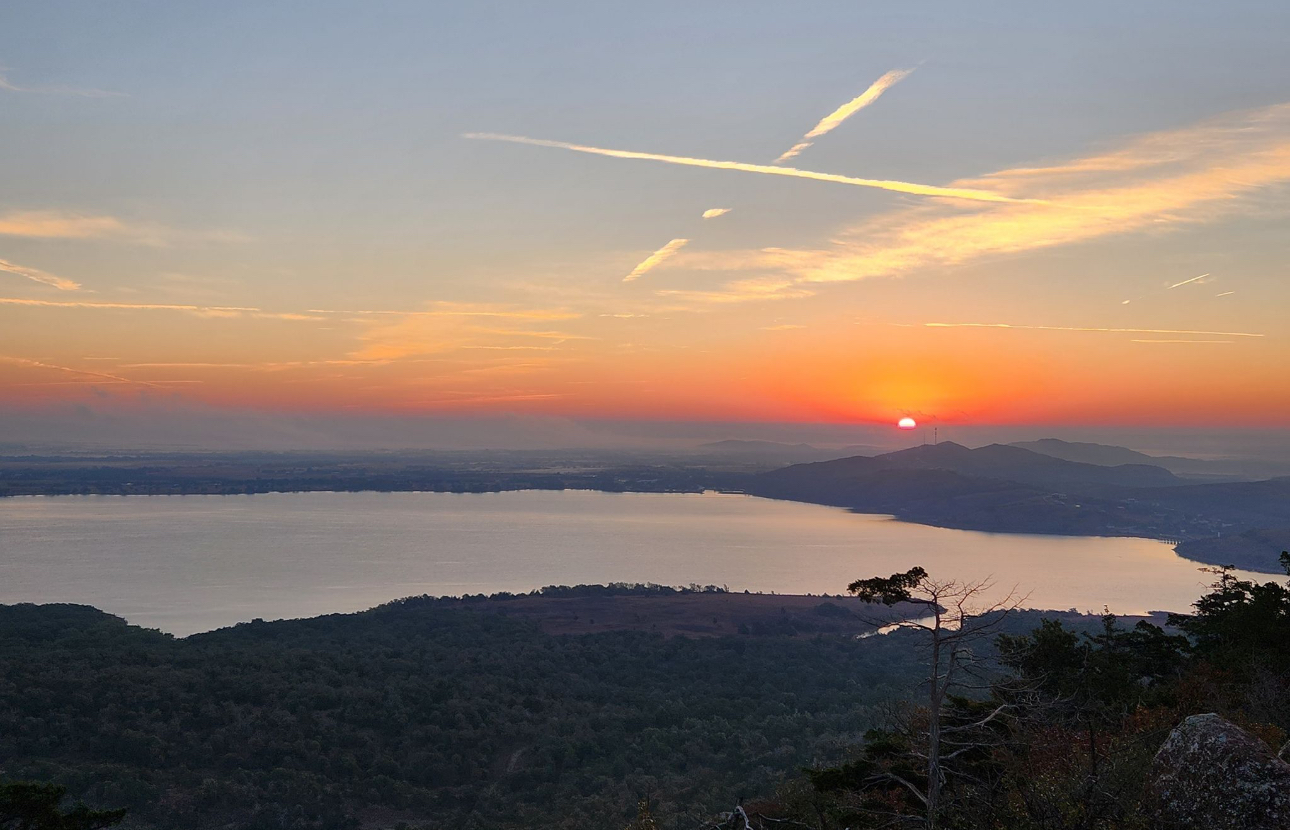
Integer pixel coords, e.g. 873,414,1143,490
0,259,81,291
1131,339,1233,344
656,277,815,305
773,69,914,164
0,209,247,246
924,322,1264,338
673,102,1290,299
305,303,579,320
0,297,580,328
349,303,593,361
0,297,260,315
464,133,1037,204
0,210,130,239
0,356,162,389
623,238,689,282
0,69,125,99
702,208,732,219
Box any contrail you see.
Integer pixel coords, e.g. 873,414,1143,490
924,322,1263,337
773,68,914,164
1122,273,1214,304
702,208,731,219
464,133,1038,204
1167,273,1211,289
0,297,257,312
0,355,164,388
0,258,81,290
624,238,688,282
1131,339,1232,344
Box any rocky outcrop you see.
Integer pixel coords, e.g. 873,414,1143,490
1147,713,1290,829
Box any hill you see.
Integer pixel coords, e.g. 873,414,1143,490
1,592,1069,830
750,441,1180,501
871,442,1181,488
747,444,1290,571
1012,438,1290,480
1174,527,1290,573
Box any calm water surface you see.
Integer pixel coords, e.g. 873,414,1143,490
0,490,1255,635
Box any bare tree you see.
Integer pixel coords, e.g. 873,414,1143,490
847,567,1026,830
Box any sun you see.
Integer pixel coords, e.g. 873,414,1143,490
897,416,917,430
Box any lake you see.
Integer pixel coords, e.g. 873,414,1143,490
0,490,1260,636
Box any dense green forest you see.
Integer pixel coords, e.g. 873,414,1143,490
3,562,1288,830
0,587,955,830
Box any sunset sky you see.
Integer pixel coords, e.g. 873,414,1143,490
2,2,1289,446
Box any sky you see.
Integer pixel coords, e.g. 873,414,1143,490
2,2,1289,449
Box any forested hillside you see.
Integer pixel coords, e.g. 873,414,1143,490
0,589,965,830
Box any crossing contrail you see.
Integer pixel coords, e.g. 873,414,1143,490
464,132,1040,204
623,239,689,282
773,68,914,163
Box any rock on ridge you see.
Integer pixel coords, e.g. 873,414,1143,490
1147,712,1290,829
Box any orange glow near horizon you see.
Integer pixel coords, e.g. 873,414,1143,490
3,77,1290,434
2,302,1288,429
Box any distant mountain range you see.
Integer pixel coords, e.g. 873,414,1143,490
1008,438,1285,480
744,440,1290,573
696,440,880,464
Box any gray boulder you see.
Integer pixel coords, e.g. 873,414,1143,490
1148,713,1290,829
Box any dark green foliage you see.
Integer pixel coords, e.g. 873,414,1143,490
0,781,126,830
1167,553,1290,671
998,614,1189,713
847,567,929,605
0,600,928,830
764,562,1290,830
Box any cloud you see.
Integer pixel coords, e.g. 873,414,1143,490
773,68,914,164
702,208,732,219
0,259,81,291
672,102,1290,298
1130,339,1233,344
305,303,579,320
0,297,261,315
623,238,689,282
0,209,247,246
0,70,125,99
761,323,806,330
464,132,1038,204
655,277,815,305
923,322,1263,338
0,210,131,239
0,356,162,389
0,297,578,328
349,303,593,361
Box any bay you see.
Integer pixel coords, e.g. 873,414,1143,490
0,490,1256,636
